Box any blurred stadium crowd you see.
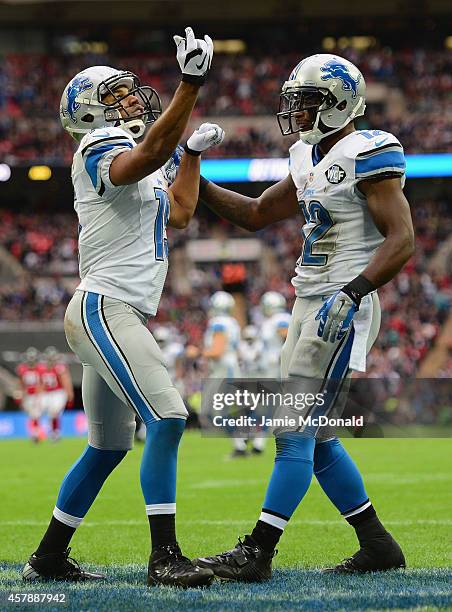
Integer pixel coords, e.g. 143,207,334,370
0,195,450,388
1,47,451,164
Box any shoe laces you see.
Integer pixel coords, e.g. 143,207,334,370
61,548,82,576
340,548,367,569
215,537,272,566
156,544,193,571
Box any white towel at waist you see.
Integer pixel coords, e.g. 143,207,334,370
350,292,379,372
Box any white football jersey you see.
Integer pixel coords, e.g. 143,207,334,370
204,315,241,377
239,337,264,377
289,130,406,298
72,126,170,315
260,312,291,377
161,341,184,380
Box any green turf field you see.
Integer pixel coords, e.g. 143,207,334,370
1,434,451,610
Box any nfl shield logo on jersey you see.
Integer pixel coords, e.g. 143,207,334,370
325,164,346,184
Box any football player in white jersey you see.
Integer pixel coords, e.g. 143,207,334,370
204,292,241,379
203,292,247,456
24,27,223,588
195,54,414,579
259,292,291,378
239,325,263,378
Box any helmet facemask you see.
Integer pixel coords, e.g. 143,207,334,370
98,72,162,138
277,86,338,143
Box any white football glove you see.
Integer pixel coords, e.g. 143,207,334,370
173,26,213,85
185,123,225,155
315,290,359,343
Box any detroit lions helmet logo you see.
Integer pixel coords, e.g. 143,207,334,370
320,60,360,98
63,76,93,123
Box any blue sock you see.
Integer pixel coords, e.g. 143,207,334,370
250,434,315,551
314,438,369,516
140,418,185,549
55,445,126,525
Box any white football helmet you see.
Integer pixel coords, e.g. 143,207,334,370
277,54,366,145
44,346,59,364
153,326,172,347
60,66,162,141
24,347,39,365
260,291,286,317
209,291,235,316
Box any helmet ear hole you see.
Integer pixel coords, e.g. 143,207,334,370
336,100,347,111
81,114,94,123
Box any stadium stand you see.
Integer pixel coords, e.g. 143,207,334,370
0,196,450,385
1,48,451,164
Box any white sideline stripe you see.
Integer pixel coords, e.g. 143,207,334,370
145,503,176,515
4,519,452,527
343,500,372,519
260,511,288,531
53,506,83,528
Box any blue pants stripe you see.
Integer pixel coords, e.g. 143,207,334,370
83,292,158,424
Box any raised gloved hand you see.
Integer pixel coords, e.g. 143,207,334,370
173,26,213,86
162,145,184,185
184,122,225,156
315,290,358,343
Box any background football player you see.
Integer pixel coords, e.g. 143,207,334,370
23,27,224,588
39,346,74,441
259,291,290,378
194,54,414,580
203,291,246,457
16,347,44,443
238,323,267,454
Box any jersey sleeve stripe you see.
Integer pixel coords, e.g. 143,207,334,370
84,142,132,189
355,150,406,178
356,142,403,159
81,135,132,157
211,323,226,332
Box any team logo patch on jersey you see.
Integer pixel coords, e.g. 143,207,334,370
325,164,346,184
320,60,360,98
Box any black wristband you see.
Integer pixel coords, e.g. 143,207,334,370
342,275,376,308
181,73,206,86
184,143,201,157
199,175,210,194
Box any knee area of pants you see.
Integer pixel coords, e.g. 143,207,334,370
146,418,186,444
87,445,127,467
313,438,345,474
275,433,315,462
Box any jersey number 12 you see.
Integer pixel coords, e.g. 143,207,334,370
299,200,333,266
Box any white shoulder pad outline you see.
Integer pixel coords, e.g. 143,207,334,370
346,130,406,180
79,126,135,195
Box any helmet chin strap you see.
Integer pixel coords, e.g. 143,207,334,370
300,96,365,145
118,118,146,139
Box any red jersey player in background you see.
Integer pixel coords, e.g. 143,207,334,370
39,346,74,441
16,347,44,443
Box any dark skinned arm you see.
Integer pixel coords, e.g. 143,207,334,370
168,152,200,229
357,176,415,288
110,82,199,185
199,173,299,231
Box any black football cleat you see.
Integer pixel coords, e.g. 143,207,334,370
322,533,406,574
194,536,275,582
147,543,214,588
23,548,105,581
